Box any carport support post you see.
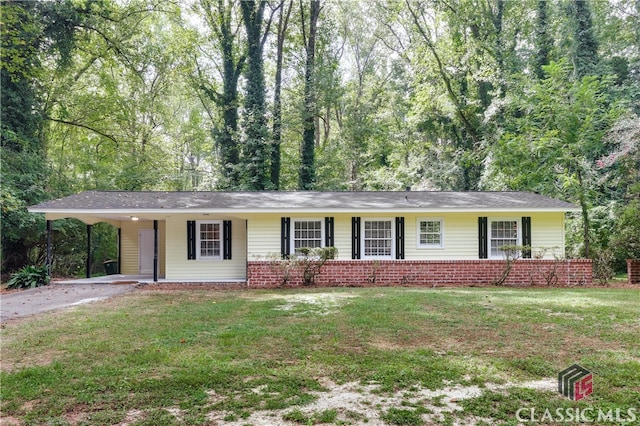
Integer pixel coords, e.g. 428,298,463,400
46,220,52,277
86,224,92,278
117,228,122,274
153,220,158,282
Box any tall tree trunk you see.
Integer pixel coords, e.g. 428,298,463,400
240,0,269,190
199,0,245,189
534,0,552,80
570,0,599,78
299,0,320,190
271,0,293,189
577,169,591,258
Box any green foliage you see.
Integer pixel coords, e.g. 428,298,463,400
611,194,640,266
568,0,599,78
282,408,337,424
6,265,50,289
487,60,621,257
240,0,270,190
381,407,428,426
3,0,640,274
533,0,552,80
1,0,95,274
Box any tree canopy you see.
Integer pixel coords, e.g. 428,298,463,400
2,0,639,277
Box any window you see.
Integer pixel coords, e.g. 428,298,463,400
363,219,393,258
418,218,444,248
197,220,222,260
292,219,323,254
489,219,519,259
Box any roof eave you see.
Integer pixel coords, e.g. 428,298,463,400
28,207,579,215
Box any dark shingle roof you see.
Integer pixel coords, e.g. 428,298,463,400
29,191,578,212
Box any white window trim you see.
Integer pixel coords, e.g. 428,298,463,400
361,218,395,260
417,217,445,249
196,220,223,261
291,218,325,255
488,217,521,260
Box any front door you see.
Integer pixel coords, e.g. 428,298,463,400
139,229,155,274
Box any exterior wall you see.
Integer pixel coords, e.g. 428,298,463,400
245,212,566,260
120,220,166,276
247,259,593,288
529,212,566,258
164,216,247,281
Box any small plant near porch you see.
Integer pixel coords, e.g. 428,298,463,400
5,265,50,289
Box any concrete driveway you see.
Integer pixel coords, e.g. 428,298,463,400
0,283,137,323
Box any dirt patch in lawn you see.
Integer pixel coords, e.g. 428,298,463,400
0,348,66,373
111,377,557,426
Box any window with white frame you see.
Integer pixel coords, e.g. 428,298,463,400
363,219,393,258
418,218,444,248
292,219,323,254
197,220,222,260
489,219,519,259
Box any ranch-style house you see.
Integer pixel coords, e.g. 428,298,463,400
28,190,592,287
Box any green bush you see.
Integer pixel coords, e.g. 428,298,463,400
6,265,50,289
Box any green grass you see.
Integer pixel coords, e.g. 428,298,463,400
1,287,638,425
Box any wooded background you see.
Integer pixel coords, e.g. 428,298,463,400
2,0,639,280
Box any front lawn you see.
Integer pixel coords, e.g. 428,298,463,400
1,287,638,425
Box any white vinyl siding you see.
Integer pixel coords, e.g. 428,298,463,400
244,212,566,263
119,221,165,276
164,216,246,281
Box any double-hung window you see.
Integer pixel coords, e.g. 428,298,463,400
417,218,444,248
292,219,323,254
197,220,222,260
489,219,519,259
363,219,394,258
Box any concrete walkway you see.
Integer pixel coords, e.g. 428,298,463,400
0,282,137,323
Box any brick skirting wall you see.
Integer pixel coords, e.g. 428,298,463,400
628,259,640,284
247,259,593,288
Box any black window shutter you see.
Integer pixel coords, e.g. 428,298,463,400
522,216,532,259
187,220,196,260
325,217,334,247
281,217,291,258
395,217,405,259
223,220,232,260
352,217,361,259
478,217,488,259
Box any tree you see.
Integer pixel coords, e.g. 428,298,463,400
240,0,271,189
1,1,90,272
270,0,293,189
298,0,320,190
487,61,619,257
534,0,552,80
568,0,599,78
196,0,246,188
44,1,190,191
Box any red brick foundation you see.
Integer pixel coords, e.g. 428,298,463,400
628,259,640,284
247,259,593,288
